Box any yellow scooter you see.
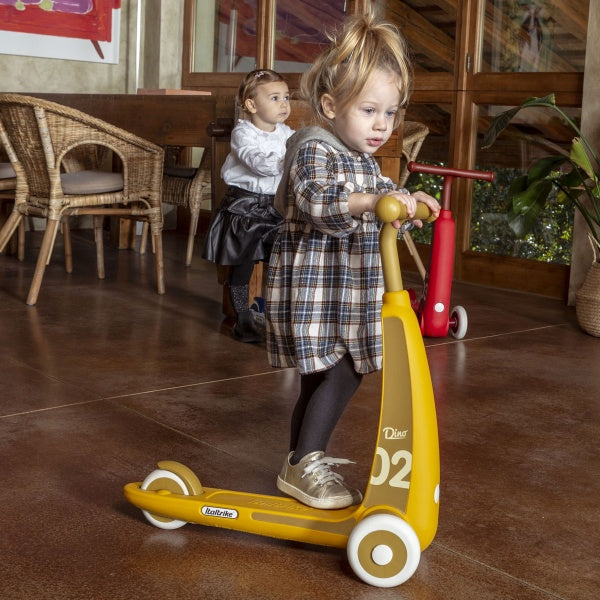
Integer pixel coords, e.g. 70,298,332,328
124,197,440,588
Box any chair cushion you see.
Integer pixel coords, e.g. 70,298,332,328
164,165,197,179
0,162,16,179
61,170,124,195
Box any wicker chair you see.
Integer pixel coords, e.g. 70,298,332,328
398,121,430,281
399,121,430,188
1,146,106,267
0,160,25,259
140,146,211,266
0,94,165,305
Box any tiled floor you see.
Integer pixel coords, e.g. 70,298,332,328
0,229,598,600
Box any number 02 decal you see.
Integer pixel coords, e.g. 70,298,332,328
370,447,412,488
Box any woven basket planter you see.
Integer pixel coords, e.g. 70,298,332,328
576,260,600,337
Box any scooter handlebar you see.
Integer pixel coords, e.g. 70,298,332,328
408,161,494,182
375,195,437,224
376,196,437,294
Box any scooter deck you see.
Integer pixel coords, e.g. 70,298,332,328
124,482,373,548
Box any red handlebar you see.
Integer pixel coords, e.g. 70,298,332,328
407,161,494,182
407,162,494,210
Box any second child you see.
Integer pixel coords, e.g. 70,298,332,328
203,69,294,342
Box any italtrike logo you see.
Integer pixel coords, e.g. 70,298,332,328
201,506,239,519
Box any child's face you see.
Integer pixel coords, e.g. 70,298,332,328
244,81,291,132
322,69,401,154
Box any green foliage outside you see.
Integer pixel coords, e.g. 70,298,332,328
405,167,573,265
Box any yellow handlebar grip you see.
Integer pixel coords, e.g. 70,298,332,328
375,196,435,224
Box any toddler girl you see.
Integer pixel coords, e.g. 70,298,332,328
203,69,294,342
266,13,440,509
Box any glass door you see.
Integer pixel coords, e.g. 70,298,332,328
479,0,588,74
183,0,349,90
273,0,347,72
459,0,589,295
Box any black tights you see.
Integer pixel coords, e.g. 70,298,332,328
229,261,255,286
290,354,363,464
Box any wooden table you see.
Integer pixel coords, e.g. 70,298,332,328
35,92,218,148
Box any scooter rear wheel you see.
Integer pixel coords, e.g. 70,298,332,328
140,468,191,530
347,513,420,587
449,305,468,339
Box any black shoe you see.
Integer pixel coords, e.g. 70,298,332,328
232,310,265,343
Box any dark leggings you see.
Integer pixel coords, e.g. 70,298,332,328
290,354,363,464
229,261,255,286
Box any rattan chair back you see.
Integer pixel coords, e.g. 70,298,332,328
0,93,166,305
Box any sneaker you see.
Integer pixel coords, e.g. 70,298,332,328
277,451,363,510
233,309,265,343
251,308,265,327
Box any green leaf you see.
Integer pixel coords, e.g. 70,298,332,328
508,201,543,237
522,93,556,107
527,155,566,182
557,188,584,204
481,94,557,149
506,208,533,238
506,206,525,237
507,179,552,237
507,174,529,195
481,107,522,148
570,138,595,179
511,178,552,215
556,166,586,189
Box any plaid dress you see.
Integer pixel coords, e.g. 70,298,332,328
266,127,396,375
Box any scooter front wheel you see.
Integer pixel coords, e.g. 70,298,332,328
347,514,421,587
449,305,468,339
140,468,191,530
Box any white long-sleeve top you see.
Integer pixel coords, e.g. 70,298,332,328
221,119,295,194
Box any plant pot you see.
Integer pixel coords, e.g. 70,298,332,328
576,261,600,337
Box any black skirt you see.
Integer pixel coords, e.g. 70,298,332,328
202,186,283,266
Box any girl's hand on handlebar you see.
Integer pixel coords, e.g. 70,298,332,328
395,190,440,229
348,190,440,225
383,190,417,223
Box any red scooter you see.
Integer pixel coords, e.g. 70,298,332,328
405,162,494,339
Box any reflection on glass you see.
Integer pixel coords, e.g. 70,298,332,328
481,0,588,73
383,0,457,73
193,0,258,73
191,0,461,75
473,104,579,264
274,0,346,73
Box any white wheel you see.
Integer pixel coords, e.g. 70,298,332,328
140,468,190,530
347,514,421,587
449,305,468,339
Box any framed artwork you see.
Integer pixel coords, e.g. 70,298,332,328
0,0,122,63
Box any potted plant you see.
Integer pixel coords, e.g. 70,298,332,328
482,93,600,336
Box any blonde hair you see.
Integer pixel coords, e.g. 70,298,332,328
237,69,286,115
300,12,412,128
